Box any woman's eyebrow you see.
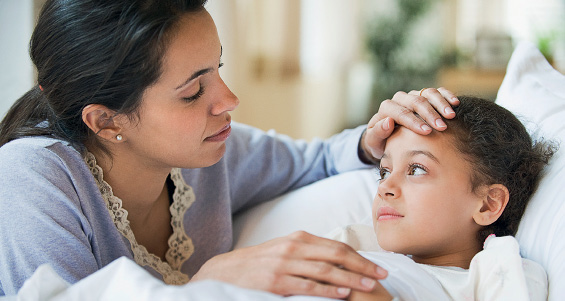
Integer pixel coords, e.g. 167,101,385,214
175,68,213,90
175,46,223,90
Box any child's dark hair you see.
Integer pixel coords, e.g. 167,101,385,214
445,96,556,243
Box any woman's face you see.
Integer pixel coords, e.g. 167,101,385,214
118,9,239,171
373,127,483,266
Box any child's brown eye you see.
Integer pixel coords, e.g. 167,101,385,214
378,168,390,180
408,164,427,176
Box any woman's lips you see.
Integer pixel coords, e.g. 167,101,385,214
377,206,404,221
205,124,231,142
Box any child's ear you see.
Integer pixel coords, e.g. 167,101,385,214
82,104,126,142
472,184,509,226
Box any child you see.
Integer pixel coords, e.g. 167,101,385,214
333,96,556,300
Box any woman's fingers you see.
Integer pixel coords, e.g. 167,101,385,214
267,232,386,297
390,90,441,133
413,87,459,116
270,275,353,299
191,231,387,299
281,231,387,281
279,259,380,293
361,88,459,162
372,97,430,137
437,87,460,106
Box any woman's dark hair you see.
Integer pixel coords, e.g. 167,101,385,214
0,0,208,153
445,96,556,243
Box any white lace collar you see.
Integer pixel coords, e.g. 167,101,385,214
85,152,195,285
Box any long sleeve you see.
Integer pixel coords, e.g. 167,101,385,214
222,122,370,213
0,122,372,294
0,138,132,295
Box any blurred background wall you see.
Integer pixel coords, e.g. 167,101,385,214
0,0,35,119
2,0,564,140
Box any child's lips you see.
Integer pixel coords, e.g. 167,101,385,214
377,206,404,221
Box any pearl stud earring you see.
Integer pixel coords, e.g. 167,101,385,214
116,135,123,141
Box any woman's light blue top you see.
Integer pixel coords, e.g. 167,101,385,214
0,122,368,295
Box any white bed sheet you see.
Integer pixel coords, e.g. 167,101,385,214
3,257,334,301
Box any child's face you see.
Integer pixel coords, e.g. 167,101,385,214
373,126,483,266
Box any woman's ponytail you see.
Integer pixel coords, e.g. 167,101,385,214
0,0,208,152
0,85,54,147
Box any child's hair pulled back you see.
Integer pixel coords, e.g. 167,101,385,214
445,96,556,243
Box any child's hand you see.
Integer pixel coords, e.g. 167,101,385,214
348,280,393,301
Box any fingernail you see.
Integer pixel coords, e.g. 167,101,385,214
445,107,455,115
451,96,460,104
421,124,432,132
376,266,388,278
337,287,351,296
435,119,447,128
361,277,376,289
382,117,390,130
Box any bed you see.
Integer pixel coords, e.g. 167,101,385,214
4,41,564,300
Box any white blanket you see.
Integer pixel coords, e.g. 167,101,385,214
4,257,335,301
4,230,546,301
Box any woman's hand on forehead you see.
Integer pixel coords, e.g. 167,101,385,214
360,87,458,163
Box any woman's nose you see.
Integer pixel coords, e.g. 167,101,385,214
211,77,239,115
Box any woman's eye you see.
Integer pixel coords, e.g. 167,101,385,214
183,86,205,102
408,164,427,176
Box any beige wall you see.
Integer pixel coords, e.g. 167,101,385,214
0,0,35,119
209,0,565,140
208,0,368,140
0,0,46,119
2,0,563,139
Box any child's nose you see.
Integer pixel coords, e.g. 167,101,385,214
377,175,400,200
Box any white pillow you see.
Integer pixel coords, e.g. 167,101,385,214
232,169,377,249
496,41,565,301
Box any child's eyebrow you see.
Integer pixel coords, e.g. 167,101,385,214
381,150,440,164
408,150,440,164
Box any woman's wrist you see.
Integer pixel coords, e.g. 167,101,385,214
358,129,380,165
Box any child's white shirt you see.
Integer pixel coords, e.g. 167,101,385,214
326,224,548,300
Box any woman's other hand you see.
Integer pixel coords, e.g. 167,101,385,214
191,231,388,299
361,87,459,163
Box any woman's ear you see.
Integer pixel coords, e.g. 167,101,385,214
82,104,125,142
473,184,510,226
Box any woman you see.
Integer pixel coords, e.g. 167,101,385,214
0,0,458,298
